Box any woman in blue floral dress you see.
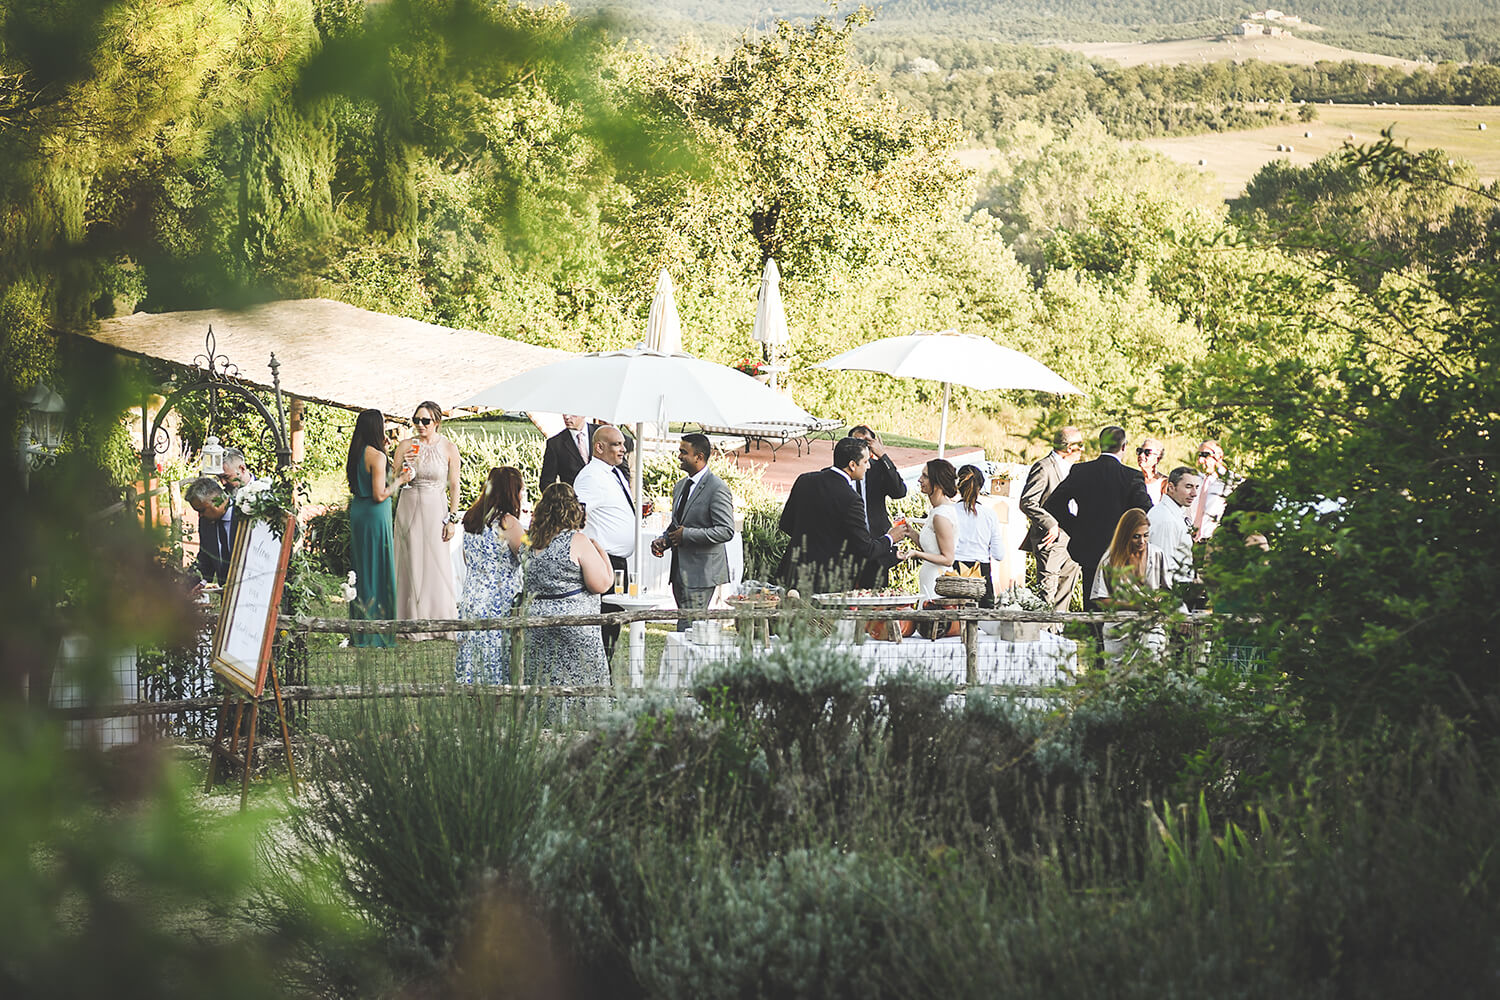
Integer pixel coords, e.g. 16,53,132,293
455,467,525,683
524,482,614,687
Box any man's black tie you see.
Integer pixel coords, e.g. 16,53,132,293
613,466,634,508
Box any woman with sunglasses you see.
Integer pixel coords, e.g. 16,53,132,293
393,400,462,639
1135,437,1166,503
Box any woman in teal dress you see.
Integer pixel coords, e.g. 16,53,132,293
346,408,412,647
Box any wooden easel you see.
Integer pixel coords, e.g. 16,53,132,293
205,511,300,809
205,659,299,809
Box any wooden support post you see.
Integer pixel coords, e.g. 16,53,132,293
288,397,305,464
963,619,978,687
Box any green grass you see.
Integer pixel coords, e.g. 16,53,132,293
443,416,545,442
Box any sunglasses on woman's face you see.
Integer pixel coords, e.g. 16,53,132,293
1136,448,1160,457
414,417,435,426
1198,450,1216,458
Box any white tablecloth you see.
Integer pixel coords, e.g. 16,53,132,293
657,631,1077,689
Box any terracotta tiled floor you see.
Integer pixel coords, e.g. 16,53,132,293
724,435,987,496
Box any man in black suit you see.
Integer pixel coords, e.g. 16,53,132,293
185,476,239,585
775,437,911,594
540,414,594,490
1043,425,1153,611
848,424,909,587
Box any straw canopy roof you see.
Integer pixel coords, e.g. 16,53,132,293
85,298,571,418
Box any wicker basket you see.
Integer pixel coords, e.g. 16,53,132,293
934,575,986,600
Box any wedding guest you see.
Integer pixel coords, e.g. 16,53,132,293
524,482,613,688
346,409,411,648
1147,466,1201,587
952,464,1005,607
899,459,959,599
573,424,636,659
1020,425,1084,612
849,424,909,587
1135,437,1166,502
1191,439,1233,541
1089,508,1172,663
393,401,462,640
185,477,237,585
456,467,525,683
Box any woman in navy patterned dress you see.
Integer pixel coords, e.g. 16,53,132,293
455,467,525,684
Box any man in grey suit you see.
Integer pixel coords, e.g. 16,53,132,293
651,433,736,630
1019,425,1084,612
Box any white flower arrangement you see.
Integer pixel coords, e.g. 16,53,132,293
998,584,1049,612
341,571,358,602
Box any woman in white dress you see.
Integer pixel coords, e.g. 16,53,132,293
899,459,959,599
1089,507,1172,663
952,464,1005,608
393,400,462,640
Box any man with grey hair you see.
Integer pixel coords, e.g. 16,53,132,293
1020,425,1084,612
185,476,238,584
1148,466,1201,586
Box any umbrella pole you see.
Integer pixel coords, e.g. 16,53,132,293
633,421,645,584
937,382,951,458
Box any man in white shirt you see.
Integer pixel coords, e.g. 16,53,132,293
572,424,637,659
1190,439,1233,540
1148,466,1201,587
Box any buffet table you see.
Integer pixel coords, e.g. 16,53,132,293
656,630,1078,689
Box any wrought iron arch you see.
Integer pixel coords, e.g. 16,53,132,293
141,326,291,477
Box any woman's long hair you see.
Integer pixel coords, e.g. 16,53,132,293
956,464,984,514
1104,507,1151,577
463,466,523,535
924,458,957,500
529,482,584,551
346,408,388,494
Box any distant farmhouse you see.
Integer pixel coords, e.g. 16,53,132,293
1238,9,1303,34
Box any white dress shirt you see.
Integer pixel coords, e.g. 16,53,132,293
573,457,637,558
1148,496,1195,585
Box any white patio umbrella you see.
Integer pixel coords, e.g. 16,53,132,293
459,348,815,576
643,268,682,355
750,258,789,390
813,329,1082,457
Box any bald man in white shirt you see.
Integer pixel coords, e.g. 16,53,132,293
572,424,637,659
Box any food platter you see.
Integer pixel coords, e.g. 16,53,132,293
812,591,919,608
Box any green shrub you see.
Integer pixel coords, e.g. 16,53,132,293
303,503,352,576
265,685,562,981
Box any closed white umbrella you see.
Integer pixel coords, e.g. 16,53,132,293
460,348,815,576
814,329,1082,457
750,258,789,390
643,269,682,355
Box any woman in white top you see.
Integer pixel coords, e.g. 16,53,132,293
951,465,1005,607
899,459,959,599
1089,507,1172,663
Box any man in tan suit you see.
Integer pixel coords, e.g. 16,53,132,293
1019,425,1084,612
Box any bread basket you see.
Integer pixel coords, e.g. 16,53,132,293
934,575,986,600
